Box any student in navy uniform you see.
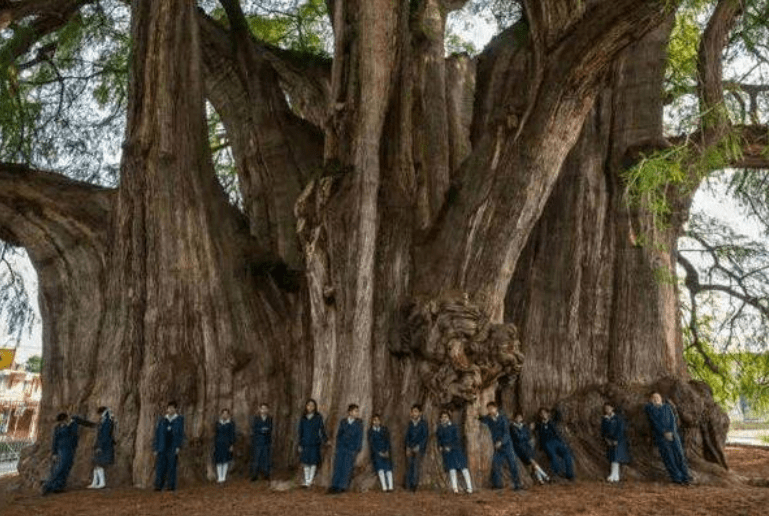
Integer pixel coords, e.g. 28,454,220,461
298,398,327,487
404,404,428,492
510,413,549,485
367,414,393,492
42,412,81,495
479,401,522,490
644,392,690,485
214,408,236,484
536,407,575,481
436,410,473,494
328,404,364,494
87,406,115,489
153,401,185,491
250,402,273,481
601,402,631,483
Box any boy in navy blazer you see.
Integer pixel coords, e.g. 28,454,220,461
153,401,185,491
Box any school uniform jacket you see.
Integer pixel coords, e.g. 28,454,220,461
436,422,468,471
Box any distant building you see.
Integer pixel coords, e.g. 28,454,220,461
0,364,42,441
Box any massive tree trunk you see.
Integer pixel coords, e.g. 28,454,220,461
1,0,734,491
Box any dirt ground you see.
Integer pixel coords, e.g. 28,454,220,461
1,446,767,516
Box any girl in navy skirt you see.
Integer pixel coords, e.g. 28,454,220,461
214,408,236,483
298,398,327,487
88,407,115,489
602,402,631,482
436,410,473,494
368,414,394,491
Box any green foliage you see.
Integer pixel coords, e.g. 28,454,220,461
622,128,744,231
445,33,477,56
665,2,705,102
213,0,331,57
684,311,769,414
683,324,738,409
24,355,42,374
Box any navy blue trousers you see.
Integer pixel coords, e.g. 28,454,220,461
655,436,689,483
330,449,357,491
154,451,178,490
491,444,521,489
43,451,74,493
544,441,574,479
251,445,271,479
406,454,422,490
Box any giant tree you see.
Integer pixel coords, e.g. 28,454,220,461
0,0,764,489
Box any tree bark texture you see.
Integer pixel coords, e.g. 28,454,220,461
1,0,735,491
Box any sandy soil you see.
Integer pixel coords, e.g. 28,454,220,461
1,446,767,516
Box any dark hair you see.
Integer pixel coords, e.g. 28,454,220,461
259,402,269,408
167,401,178,408
220,408,230,414
348,404,359,412
486,401,498,409
304,398,318,415
97,406,107,415
411,404,422,412
56,413,68,422
603,402,614,409
371,413,381,421
439,410,451,418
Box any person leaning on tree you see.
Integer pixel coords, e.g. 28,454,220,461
153,401,185,491
601,402,630,483
436,410,473,494
644,392,691,485
479,401,523,491
250,402,273,482
328,404,364,494
368,413,394,492
536,407,575,482
297,398,327,488
42,412,81,495
510,413,550,485
404,404,429,492
87,406,116,489
213,408,236,484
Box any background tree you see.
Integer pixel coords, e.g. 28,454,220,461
0,0,765,490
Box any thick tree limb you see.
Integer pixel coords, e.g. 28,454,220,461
0,0,92,63
200,9,323,268
697,0,745,132
417,0,678,317
0,162,112,254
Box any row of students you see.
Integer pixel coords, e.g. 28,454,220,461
42,407,114,495
43,392,689,494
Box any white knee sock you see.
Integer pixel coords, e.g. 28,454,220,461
609,462,620,482
96,467,106,488
302,466,310,486
88,468,98,488
534,464,549,482
386,470,393,491
222,462,229,482
378,470,387,491
216,463,223,482
461,468,473,493
449,469,458,493
308,465,317,486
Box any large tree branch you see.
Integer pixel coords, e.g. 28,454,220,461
200,7,323,268
0,163,112,263
0,0,92,63
697,0,744,135
416,0,677,316
201,7,331,128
